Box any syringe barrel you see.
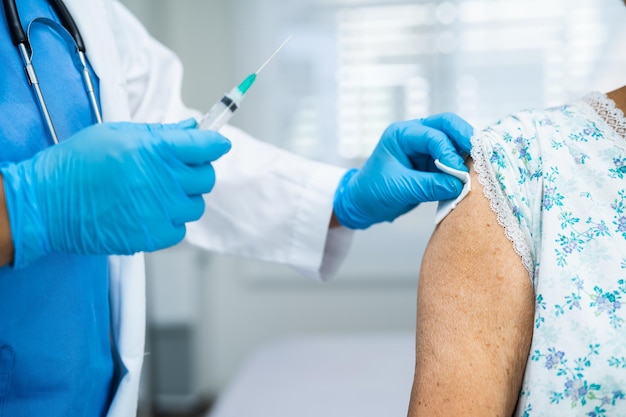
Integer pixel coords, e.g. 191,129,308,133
198,95,238,131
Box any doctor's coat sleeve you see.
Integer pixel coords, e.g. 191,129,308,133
108,1,353,281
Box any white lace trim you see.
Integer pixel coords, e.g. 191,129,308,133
470,92,626,279
583,91,626,140
470,138,535,277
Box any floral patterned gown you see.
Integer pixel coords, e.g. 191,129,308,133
471,92,626,417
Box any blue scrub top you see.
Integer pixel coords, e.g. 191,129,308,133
0,1,113,416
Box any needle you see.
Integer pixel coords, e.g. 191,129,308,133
255,35,292,75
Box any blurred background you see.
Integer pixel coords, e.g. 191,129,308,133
117,0,626,416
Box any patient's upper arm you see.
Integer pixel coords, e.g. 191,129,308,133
408,160,534,417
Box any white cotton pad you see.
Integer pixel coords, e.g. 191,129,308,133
434,159,471,225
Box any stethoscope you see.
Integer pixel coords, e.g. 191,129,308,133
3,0,102,144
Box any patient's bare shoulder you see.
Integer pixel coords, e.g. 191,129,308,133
408,159,534,417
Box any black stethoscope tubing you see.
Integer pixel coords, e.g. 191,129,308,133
2,0,102,144
4,0,84,53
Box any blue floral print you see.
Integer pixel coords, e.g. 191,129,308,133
590,286,623,329
471,93,626,416
530,344,626,413
554,218,610,267
609,158,626,179
612,191,626,239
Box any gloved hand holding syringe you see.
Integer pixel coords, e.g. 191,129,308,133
198,35,292,131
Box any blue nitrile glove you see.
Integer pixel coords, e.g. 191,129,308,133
421,112,472,155
333,113,474,229
1,119,231,269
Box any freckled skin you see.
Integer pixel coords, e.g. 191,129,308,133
408,160,534,417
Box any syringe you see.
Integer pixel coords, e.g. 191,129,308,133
198,36,292,131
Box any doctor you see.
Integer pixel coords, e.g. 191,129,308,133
0,0,472,416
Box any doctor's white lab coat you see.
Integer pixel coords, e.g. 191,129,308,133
61,1,353,416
